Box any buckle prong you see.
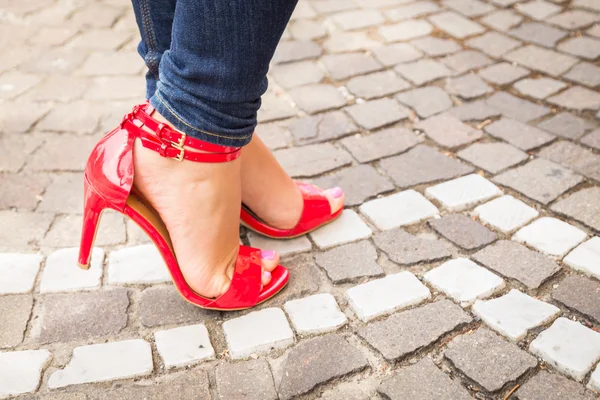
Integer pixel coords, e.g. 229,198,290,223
168,132,186,161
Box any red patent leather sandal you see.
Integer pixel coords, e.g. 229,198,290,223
78,102,289,311
240,182,343,239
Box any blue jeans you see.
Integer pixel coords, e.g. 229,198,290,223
131,0,297,146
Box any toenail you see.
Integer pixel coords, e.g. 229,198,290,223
263,271,271,280
261,250,276,260
329,187,344,198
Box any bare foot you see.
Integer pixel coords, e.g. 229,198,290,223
240,135,344,230
133,113,279,299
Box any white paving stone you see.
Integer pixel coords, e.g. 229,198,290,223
154,324,215,369
309,209,372,249
588,364,600,392
0,350,51,398
48,339,153,388
284,293,347,335
564,237,600,280
223,307,294,359
424,258,505,306
108,244,170,285
346,271,431,322
425,174,503,211
247,232,312,257
513,217,587,258
359,190,439,231
473,195,539,233
40,247,104,293
530,318,600,382
0,253,43,294
473,289,560,342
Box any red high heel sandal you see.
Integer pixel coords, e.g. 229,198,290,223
240,182,343,239
78,103,289,311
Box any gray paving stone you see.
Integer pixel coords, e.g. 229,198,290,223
379,20,434,42
494,158,583,204
289,111,358,145
323,32,381,54
552,187,600,232
445,74,493,99
473,289,560,342
0,295,32,348
311,0,357,14
458,142,528,174
481,9,523,31
321,53,382,80
486,92,551,122
548,9,600,29
378,358,472,400
359,190,440,230
514,77,567,100
530,318,600,381
274,143,352,178
516,370,596,400
538,112,596,140
428,11,486,38
359,300,471,361
380,144,474,188
582,128,600,150
289,20,327,40
410,36,461,56
0,211,53,252
574,0,600,11
139,286,218,328
247,233,311,258
443,0,496,16
37,172,83,214
548,86,600,111
255,121,292,150
373,228,452,265
558,36,600,60
331,9,385,30
515,0,562,20
315,240,384,283
504,45,577,77
270,61,324,89
478,62,530,85
277,334,368,400
273,40,322,64
467,34,520,60
429,214,497,250
0,172,50,210
312,164,394,207
257,93,296,123
509,22,567,47
415,113,482,148
216,360,277,400
448,100,502,121
265,253,321,307
385,2,442,21
288,84,346,114
442,50,493,74
396,86,453,118
38,289,128,344
340,127,423,163
445,328,537,392
553,275,600,323
564,62,600,88
371,43,423,67
473,240,560,288
539,141,600,182
347,71,411,100
345,98,408,130
485,118,555,151
394,59,452,86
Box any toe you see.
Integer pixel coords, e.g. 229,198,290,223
324,186,345,215
260,250,280,286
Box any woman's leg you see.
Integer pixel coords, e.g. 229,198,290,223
130,0,297,297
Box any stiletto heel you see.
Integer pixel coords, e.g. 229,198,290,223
78,102,289,310
78,179,109,269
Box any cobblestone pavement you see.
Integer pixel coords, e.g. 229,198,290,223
1,0,600,399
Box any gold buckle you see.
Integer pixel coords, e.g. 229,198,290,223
168,133,186,161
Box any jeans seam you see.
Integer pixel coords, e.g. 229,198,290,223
140,0,159,74
154,92,253,141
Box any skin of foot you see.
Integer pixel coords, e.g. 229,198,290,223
132,112,279,299
240,135,344,230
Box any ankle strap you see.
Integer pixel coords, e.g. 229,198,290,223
120,103,241,163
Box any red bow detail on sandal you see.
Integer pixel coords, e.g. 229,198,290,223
241,182,343,238
78,102,288,310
